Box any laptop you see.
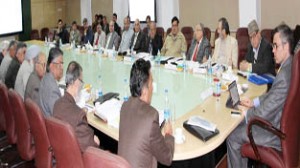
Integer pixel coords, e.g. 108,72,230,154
226,81,240,110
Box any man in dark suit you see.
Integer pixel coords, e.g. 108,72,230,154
227,24,294,168
147,21,163,56
82,18,94,44
105,20,120,50
240,20,275,75
186,23,211,63
55,19,69,44
118,59,174,168
53,61,99,152
101,16,109,35
112,13,121,37
130,19,148,53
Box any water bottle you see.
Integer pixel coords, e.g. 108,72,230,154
59,38,63,47
182,51,187,71
164,89,170,121
207,55,213,84
123,79,129,101
44,37,48,46
97,75,103,98
112,45,117,60
156,50,161,66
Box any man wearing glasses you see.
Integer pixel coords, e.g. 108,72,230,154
240,20,275,75
161,16,187,57
53,61,99,152
227,24,293,168
39,47,64,117
25,52,46,105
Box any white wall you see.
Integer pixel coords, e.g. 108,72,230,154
80,0,92,25
239,0,261,27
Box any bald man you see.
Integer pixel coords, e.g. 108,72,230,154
130,19,148,53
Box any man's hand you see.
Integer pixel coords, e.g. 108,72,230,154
94,135,100,145
164,121,173,136
239,60,249,71
240,97,254,108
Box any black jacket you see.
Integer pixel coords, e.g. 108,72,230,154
130,31,148,53
147,34,163,56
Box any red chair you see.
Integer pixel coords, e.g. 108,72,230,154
181,26,194,52
156,27,165,39
204,27,211,43
40,27,50,41
236,27,250,69
25,98,53,168
8,90,35,161
261,29,273,44
30,29,40,40
45,117,131,168
166,27,172,35
241,50,300,168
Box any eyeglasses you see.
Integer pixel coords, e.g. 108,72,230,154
36,62,46,68
272,42,286,50
78,78,84,85
52,61,64,66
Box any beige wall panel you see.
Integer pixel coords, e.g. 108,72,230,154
31,2,44,30
91,0,113,21
66,0,81,25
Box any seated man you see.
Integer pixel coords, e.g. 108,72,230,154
294,39,300,54
0,40,9,65
118,59,174,168
15,45,41,99
240,20,275,75
105,20,120,50
161,16,187,57
39,47,64,117
53,61,99,152
25,52,46,104
82,18,94,44
147,21,163,56
112,13,121,36
0,40,17,82
93,23,106,48
55,19,69,44
130,19,148,53
227,24,294,168
118,17,134,54
69,21,81,46
5,42,27,89
212,18,238,68
186,23,211,63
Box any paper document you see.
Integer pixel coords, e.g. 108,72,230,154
187,116,217,132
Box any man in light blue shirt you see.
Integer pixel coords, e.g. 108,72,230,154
118,17,134,54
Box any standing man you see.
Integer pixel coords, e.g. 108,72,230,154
147,21,163,56
105,20,120,50
93,24,106,48
240,20,275,75
112,13,121,36
0,40,17,82
186,23,211,63
161,16,187,57
227,24,294,168
118,59,174,168
118,17,134,54
130,19,148,53
212,18,238,68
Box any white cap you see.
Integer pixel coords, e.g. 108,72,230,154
0,40,9,51
25,45,41,60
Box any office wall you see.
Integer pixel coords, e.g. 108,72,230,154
66,0,81,25
261,0,300,29
92,0,113,22
31,0,67,30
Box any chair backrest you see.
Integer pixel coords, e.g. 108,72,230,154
25,98,53,168
30,29,40,40
45,117,84,168
281,50,300,167
40,27,50,41
142,27,148,34
0,84,17,144
261,29,273,44
156,27,165,40
204,27,211,43
166,27,172,35
0,82,6,131
8,90,35,161
236,27,250,69
181,26,194,52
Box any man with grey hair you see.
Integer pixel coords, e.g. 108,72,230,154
25,52,46,104
227,24,294,168
15,45,41,99
146,21,163,56
93,23,106,48
82,18,94,44
105,20,120,50
130,19,148,53
118,17,134,54
240,20,275,75
0,40,9,65
0,40,17,82
186,23,211,63
53,61,99,152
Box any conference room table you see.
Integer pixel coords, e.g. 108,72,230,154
27,40,267,161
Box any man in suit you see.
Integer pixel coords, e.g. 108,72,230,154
240,20,275,75
147,21,163,56
55,19,69,44
112,13,121,37
105,20,120,50
187,23,211,63
118,59,174,168
212,17,238,68
39,47,64,117
101,16,109,35
227,24,294,168
25,52,46,104
53,61,99,152
0,40,9,65
69,21,81,46
93,23,106,48
0,40,17,83
130,19,148,53
82,18,94,44
118,16,134,54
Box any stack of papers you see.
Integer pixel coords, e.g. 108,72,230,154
95,98,123,128
187,116,217,132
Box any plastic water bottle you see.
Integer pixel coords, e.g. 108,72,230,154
207,55,213,84
156,50,161,66
59,38,63,47
182,51,187,71
164,89,170,121
98,75,103,98
123,79,129,101
112,46,117,60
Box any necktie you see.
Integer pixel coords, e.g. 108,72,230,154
192,43,199,61
95,34,100,46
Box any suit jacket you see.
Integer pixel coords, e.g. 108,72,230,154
114,22,121,37
15,60,33,100
246,55,292,151
5,58,20,89
83,26,94,44
105,31,120,50
93,31,106,48
147,34,163,56
213,35,238,68
24,71,41,105
39,72,61,117
245,37,275,75
187,37,211,63
0,52,3,65
0,55,12,83
130,31,148,53
56,27,69,44
118,97,174,168
53,92,98,152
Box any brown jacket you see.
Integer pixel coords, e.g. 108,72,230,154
118,97,174,168
53,92,98,152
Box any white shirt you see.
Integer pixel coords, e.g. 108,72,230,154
105,33,112,49
15,60,34,100
0,55,13,82
119,29,134,52
132,32,140,50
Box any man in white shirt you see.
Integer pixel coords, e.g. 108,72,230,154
0,40,17,82
118,17,134,54
93,24,106,48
